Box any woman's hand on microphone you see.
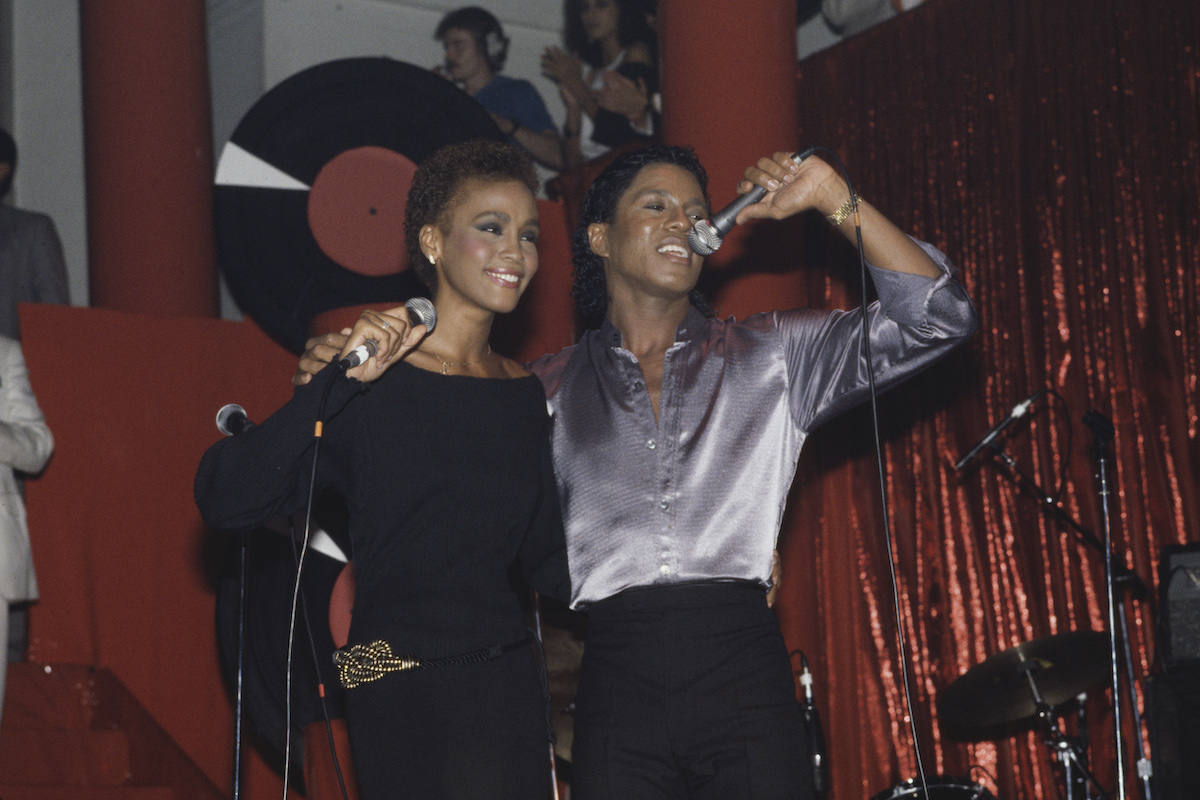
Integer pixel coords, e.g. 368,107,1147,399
336,306,430,383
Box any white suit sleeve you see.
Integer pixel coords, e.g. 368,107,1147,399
0,339,54,474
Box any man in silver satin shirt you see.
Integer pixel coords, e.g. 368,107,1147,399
296,144,979,799
527,145,977,800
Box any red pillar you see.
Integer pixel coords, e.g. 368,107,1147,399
658,0,806,315
80,0,218,316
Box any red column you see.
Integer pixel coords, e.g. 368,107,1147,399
80,0,218,316
658,0,806,314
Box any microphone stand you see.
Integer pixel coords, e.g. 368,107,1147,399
1082,411,1127,800
233,530,247,800
791,650,829,797
979,428,1151,800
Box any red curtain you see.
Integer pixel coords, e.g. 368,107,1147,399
768,1,1200,799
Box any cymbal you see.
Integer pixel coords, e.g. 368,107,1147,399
937,631,1111,728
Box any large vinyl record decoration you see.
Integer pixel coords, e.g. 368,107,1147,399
215,57,505,353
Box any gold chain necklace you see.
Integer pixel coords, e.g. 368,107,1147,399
430,344,492,375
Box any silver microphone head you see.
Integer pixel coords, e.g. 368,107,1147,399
687,220,722,256
215,403,248,436
404,296,437,333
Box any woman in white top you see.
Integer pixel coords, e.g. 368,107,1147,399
542,0,657,168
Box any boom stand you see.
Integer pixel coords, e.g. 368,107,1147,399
981,420,1150,799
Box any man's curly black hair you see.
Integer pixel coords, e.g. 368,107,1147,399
405,140,538,295
571,144,714,329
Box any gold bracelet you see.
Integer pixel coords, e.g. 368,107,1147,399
826,191,863,227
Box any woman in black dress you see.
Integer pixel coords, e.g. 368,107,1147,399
195,141,568,799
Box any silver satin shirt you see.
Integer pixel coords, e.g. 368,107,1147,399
529,241,979,608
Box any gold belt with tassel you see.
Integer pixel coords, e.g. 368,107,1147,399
333,637,531,689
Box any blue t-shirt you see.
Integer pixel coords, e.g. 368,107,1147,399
474,75,556,135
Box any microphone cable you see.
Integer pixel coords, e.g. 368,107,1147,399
805,146,932,799
280,371,351,800
287,515,353,800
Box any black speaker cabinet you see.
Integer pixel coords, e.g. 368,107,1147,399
1158,543,1200,666
1145,667,1200,800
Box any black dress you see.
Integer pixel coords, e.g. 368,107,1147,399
195,362,569,799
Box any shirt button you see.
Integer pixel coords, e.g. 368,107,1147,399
646,439,656,449
660,564,671,575
659,499,670,510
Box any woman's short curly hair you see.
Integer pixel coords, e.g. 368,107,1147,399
404,140,538,294
571,144,713,329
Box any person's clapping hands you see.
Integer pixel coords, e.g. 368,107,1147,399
594,71,648,122
541,46,590,102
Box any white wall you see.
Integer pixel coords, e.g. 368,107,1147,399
11,0,86,308
797,10,844,60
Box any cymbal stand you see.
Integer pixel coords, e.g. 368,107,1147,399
1075,693,1092,800
984,434,1151,800
1019,662,1108,800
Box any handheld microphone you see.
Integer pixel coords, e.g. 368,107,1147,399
954,390,1040,470
338,297,438,371
338,340,377,371
687,147,817,256
215,404,254,436
799,654,829,795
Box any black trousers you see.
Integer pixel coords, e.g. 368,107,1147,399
344,642,553,799
572,582,815,800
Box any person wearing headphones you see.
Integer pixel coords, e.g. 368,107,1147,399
436,6,565,170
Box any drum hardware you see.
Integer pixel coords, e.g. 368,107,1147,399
937,631,1110,729
955,396,1152,799
939,631,1111,799
868,774,997,800
1018,661,1109,800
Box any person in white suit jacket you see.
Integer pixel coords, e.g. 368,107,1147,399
0,335,53,729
